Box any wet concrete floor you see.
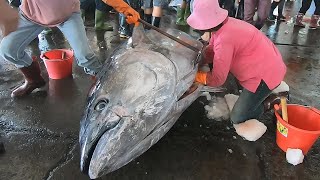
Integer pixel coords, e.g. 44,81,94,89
0,1,320,179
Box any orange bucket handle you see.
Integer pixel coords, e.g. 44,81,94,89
40,49,72,61
43,59,66,62
275,104,320,114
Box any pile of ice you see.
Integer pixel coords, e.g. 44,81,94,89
233,119,267,141
202,93,267,141
202,93,239,121
204,97,230,121
286,148,304,166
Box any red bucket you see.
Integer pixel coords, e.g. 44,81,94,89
41,49,74,79
274,104,320,155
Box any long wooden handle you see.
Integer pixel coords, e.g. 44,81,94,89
138,19,200,53
281,97,288,122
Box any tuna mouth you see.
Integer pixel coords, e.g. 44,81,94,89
81,117,121,174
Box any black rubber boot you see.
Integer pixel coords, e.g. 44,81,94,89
152,17,161,28
144,14,152,30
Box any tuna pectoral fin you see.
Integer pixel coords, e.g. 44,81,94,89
179,83,199,100
179,84,226,100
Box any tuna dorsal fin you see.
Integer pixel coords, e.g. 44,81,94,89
131,25,153,48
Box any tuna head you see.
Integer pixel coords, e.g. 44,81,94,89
79,48,178,178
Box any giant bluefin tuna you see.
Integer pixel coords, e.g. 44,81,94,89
79,26,222,178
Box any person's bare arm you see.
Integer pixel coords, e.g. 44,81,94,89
0,0,19,36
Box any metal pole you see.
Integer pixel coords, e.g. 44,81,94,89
138,19,200,53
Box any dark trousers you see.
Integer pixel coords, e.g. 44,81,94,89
219,0,236,17
299,0,320,15
244,0,271,29
270,0,285,16
80,0,112,12
230,81,272,124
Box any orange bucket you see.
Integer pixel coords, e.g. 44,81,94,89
274,104,320,155
41,49,74,79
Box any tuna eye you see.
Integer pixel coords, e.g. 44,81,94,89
94,99,109,111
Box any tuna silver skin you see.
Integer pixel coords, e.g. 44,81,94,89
79,26,221,179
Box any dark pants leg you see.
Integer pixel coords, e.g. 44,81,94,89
256,0,271,28
236,0,245,19
221,0,236,17
244,0,258,25
80,0,94,10
95,0,112,12
230,81,272,124
314,0,320,15
278,0,285,15
299,0,313,14
269,1,279,17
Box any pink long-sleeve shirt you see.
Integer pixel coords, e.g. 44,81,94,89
21,0,80,27
206,17,286,93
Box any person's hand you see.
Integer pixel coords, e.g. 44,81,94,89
195,71,207,85
0,3,19,37
101,0,140,26
123,7,140,27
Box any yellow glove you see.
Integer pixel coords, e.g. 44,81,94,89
195,71,207,85
102,0,140,26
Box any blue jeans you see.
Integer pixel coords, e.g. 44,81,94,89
230,81,272,124
0,12,102,75
143,0,165,8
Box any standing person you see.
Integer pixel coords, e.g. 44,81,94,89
268,0,286,21
0,0,140,98
243,0,271,29
80,0,113,31
119,0,142,38
219,0,236,17
143,0,164,28
295,0,319,29
187,0,288,141
0,0,19,153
